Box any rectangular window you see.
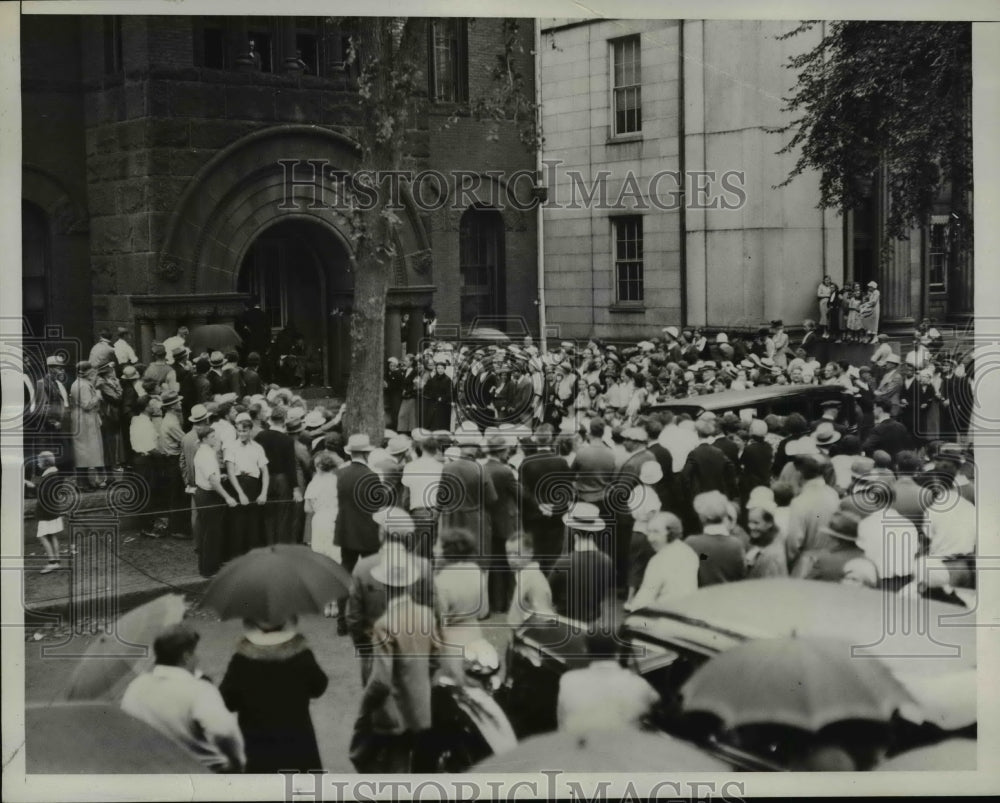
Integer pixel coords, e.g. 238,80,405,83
428,19,468,102
612,35,641,135
202,26,227,69
103,16,123,74
248,29,274,73
614,216,644,302
928,216,949,293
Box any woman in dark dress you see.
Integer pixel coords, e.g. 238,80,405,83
220,617,328,773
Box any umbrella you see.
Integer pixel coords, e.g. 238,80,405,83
473,728,734,772
186,324,243,356
65,593,186,701
467,327,510,343
875,739,977,771
26,702,208,773
680,637,916,732
202,544,352,624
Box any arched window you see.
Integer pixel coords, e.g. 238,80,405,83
459,208,505,325
22,201,49,336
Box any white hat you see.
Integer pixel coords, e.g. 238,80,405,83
716,333,729,344
786,436,820,457
747,486,775,508
371,544,420,587
372,507,415,531
621,426,648,443
662,326,679,339
639,461,663,485
562,502,605,532
885,353,902,364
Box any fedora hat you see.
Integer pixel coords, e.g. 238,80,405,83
160,390,183,408
76,360,93,373
45,355,65,367
188,404,211,423
885,353,901,364
819,510,862,543
813,422,842,446
562,502,605,532
661,326,679,339
150,343,167,357
715,333,729,344
849,457,876,479
303,410,326,430
387,435,412,456
120,365,140,380
346,433,374,453
621,426,648,443
171,345,190,360
411,427,432,443
208,351,226,367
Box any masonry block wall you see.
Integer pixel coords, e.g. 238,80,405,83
540,20,683,342
22,14,539,355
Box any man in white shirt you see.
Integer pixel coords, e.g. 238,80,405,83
121,624,244,773
162,326,190,365
926,484,976,557
113,327,139,369
626,512,698,611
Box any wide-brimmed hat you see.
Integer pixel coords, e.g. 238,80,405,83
715,333,729,344
188,404,211,423
884,353,901,364
562,502,605,532
45,355,65,367
346,433,375,453
819,510,862,543
160,390,183,408
813,422,842,446
639,461,663,485
867,281,878,289
662,326,679,339
171,345,190,360
387,435,412,456
786,436,820,457
411,427,432,444
285,417,304,434
303,410,326,430
120,365,140,380
208,351,225,367
371,544,421,587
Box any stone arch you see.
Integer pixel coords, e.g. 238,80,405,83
156,124,433,294
22,164,89,235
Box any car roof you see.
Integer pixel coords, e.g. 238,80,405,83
623,579,976,677
649,385,848,413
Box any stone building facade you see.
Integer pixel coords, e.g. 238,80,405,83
21,15,538,391
539,19,972,340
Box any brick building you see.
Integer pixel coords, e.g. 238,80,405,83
21,15,538,391
539,19,973,340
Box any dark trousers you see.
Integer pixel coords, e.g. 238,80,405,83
487,536,513,613
132,453,161,532
195,487,227,577
228,475,264,558
262,474,293,545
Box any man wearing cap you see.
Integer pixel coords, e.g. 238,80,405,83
144,343,179,396
121,624,245,773
223,412,269,556
207,352,228,397
862,398,912,460
784,455,840,574
35,355,71,467
518,425,570,574
873,352,903,417
180,405,212,536
334,434,383,636
161,326,190,366
255,407,300,546
113,327,139,371
156,390,189,537
549,502,615,627
791,510,868,582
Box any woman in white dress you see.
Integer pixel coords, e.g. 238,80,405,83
817,276,834,337
304,452,340,615
860,281,881,342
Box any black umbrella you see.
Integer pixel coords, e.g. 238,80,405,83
186,324,243,357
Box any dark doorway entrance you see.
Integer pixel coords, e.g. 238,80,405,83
238,219,353,391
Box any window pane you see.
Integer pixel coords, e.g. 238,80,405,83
614,217,644,302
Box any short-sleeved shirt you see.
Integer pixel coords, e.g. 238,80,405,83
194,443,222,491
224,439,269,478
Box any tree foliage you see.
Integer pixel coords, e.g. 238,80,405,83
772,22,972,257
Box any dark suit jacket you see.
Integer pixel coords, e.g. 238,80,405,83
712,436,740,466
862,418,912,459
681,442,738,502
34,375,69,429
739,439,774,498
647,442,675,506
335,460,382,554
518,452,570,525
192,373,213,405
483,458,519,544
438,456,497,555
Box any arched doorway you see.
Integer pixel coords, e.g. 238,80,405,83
237,219,354,391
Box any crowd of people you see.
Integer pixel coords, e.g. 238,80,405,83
26,309,978,772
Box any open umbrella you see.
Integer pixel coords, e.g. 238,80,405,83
202,544,352,624
65,593,186,701
473,727,734,772
26,702,208,773
186,324,243,356
680,637,916,732
875,739,976,771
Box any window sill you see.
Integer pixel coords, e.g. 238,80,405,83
607,133,643,145
609,303,646,313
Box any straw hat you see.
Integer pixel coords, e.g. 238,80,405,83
812,422,842,446
371,544,421,587
562,502,606,532
346,433,375,453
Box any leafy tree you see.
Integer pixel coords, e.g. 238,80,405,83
336,18,537,441
772,21,972,262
